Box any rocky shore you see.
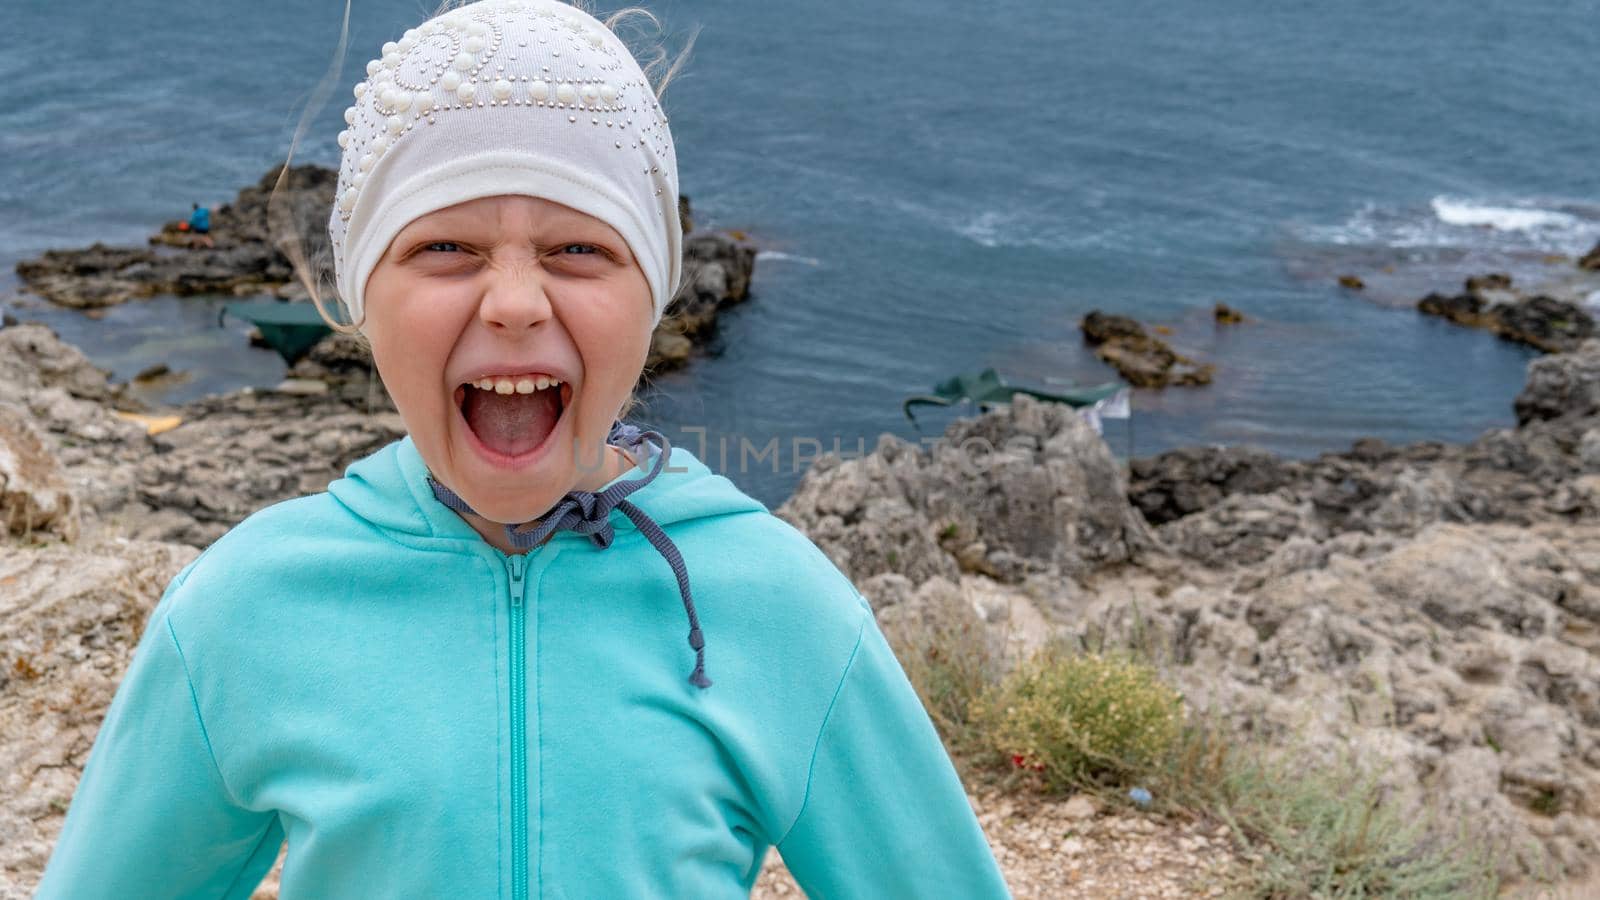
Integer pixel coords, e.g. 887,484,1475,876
5,300,1600,893
11,163,758,374
776,342,1600,888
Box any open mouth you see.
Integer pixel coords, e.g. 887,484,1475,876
453,375,571,463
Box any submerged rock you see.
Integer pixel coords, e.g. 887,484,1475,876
1080,310,1215,388
1212,302,1245,324
1579,241,1600,271
1417,274,1596,354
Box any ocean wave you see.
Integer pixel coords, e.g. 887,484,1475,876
755,250,822,266
1429,197,1583,233
1293,196,1600,255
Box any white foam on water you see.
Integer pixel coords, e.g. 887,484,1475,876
1430,196,1582,232
946,206,1128,252
755,250,822,266
955,210,1008,248
1292,196,1600,255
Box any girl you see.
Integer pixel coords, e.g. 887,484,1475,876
37,1,1012,897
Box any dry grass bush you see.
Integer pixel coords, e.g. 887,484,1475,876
881,583,1502,897
981,644,1182,790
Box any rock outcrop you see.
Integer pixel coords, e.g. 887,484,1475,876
779,398,1160,589
1079,311,1215,388
13,164,758,375
0,324,403,548
1417,273,1596,354
14,167,330,309
0,538,199,894
0,406,78,542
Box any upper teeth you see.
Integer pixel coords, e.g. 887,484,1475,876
474,375,563,395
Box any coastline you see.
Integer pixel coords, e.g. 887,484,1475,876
2,299,1598,892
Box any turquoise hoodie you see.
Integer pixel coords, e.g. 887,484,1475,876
37,431,1012,899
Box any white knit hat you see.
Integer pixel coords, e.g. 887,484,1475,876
327,0,680,330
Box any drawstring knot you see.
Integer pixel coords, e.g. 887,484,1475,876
427,420,712,689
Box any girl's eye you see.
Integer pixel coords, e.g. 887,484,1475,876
561,243,600,255
423,241,461,253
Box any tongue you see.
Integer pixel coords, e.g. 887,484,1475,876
463,388,561,457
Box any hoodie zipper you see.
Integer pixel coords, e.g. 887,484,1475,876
506,552,530,900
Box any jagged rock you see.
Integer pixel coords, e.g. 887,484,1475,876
0,327,147,477
0,538,198,892
0,406,77,541
1154,492,1307,568
777,394,1158,587
1046,518,1598,884
111,390,406,547
1516,339,1600,424
1125,341,1600,575
1127,446,1294,525
1079,311,1214,388
645,230,758,373
0,324,129,409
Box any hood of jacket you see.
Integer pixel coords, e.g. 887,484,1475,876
327,433,769,553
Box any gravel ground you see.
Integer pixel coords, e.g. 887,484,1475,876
752,788,1239,899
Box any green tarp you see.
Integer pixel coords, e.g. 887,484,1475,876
222,301,334,366
903,367,1126,426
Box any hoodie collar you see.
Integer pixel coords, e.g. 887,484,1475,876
329,426,766,549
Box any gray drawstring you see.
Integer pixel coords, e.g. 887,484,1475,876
426,421,712,689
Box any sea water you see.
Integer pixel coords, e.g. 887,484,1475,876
3,0,1596,505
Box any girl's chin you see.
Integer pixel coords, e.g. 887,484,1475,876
453,482,568,525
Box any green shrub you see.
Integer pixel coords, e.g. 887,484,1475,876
984,644,1182,790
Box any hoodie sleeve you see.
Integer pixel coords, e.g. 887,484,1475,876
34,567,283,900
775,604,1013,899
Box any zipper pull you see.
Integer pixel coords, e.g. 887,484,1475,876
507,554,525,607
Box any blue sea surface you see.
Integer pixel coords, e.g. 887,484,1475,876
3,0,1597,506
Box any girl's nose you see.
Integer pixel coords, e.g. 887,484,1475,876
477,262,554,331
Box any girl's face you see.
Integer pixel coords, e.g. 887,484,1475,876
363,194,653,525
